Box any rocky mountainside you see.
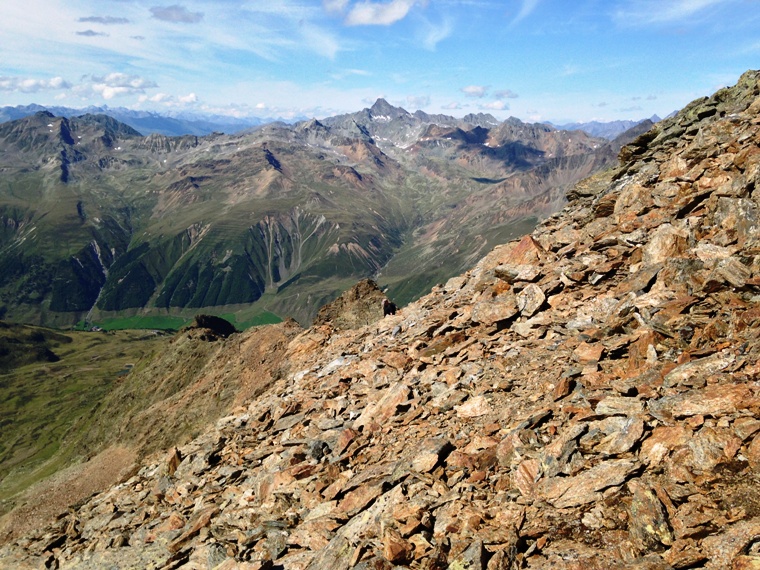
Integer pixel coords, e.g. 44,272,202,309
2,71,759,569
0,100,617,328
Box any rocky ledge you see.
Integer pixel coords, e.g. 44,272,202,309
2,70,760,569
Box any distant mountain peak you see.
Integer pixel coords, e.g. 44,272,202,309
461,112,500,127
369,98,409,121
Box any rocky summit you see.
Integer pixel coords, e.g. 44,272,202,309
2,71,760,569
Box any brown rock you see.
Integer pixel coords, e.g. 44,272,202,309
734,556,760,570
455,395,493,418
472,294,519,326
627,479,673,551
538,459,638,508
411,438,454,473
640,426,692,466
649,384,758,419
595,396,643,417
353,382,410,429
382,528,413,564
593,416,645,456
701,518,760,569
168,505,218,553
574,342,604,364
512,459,541,499
517,284,546,317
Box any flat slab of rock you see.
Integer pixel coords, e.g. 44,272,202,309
538,459,639,508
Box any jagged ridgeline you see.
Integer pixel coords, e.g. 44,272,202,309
0,100,623,327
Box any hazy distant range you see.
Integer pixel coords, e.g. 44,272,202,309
0,103,659,139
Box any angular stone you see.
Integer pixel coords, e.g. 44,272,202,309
353,382,410,430
593,416,644,456
168,506,218,553
455,396,493,418
573,342,604,364
517,284,546,317
649,384,758,419
701,519,760,569
494,263,542,284
734,556,760,570
643,223,689,265
663,351,735,388
640,425,693,466
411,438,454,473
595,396,643,417
512,459,541,499
627,479,673,551
472,294,519,326
382,528,412,564
538,459,638,508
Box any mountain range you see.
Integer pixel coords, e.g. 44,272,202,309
555,116,662,140
0,104,268,137
0,99,634,327
1,69,759,569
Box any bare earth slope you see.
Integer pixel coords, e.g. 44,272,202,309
2,70,760,568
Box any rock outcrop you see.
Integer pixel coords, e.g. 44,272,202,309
2,70,760,569
312,279,390,330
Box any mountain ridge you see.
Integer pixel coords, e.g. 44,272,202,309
0,100,623,328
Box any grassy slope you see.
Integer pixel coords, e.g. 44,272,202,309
0,324,168,514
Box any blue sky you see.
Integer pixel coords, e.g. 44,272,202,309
1,0,758,123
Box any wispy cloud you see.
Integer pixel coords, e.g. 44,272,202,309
78,16,130,25
461,85,488,97
150,5,204,24
0,76,71,93
511,0,540,25
406,94,430,108
299,24,341,59
613,0,727,26
419,16,453,50
331,68,372,80
323,0,350,13
345,0,419,26
139,91,198,106
493,89,518,99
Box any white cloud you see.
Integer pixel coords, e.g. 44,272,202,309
442,101,462,110
87,73,158,100
179,92,198,104
613,0,727,26
345,0,419,26
461,85,488,98
0,76,71,93
481,100,508,111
